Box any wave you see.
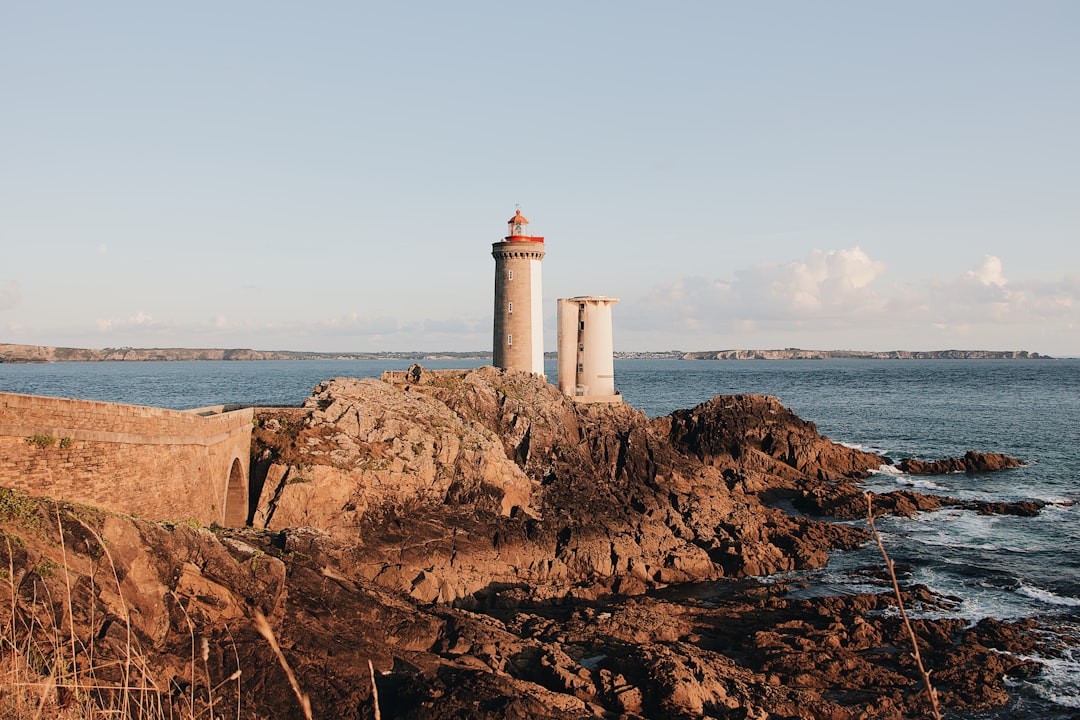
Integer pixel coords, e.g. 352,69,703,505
1018,582,1080,608
869,465,951,491
897,476,950,491
1008,648,1080,710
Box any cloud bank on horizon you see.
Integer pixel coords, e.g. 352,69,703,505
620,250,1077,354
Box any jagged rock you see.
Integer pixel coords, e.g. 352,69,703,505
662,394,887,482
252,376,539,534
898,450,1023,475
251,370,886,604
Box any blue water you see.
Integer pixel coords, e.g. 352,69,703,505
2,357,1079,715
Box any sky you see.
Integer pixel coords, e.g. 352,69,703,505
2,2,1078,356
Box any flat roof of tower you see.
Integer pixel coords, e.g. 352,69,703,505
562,296,620,303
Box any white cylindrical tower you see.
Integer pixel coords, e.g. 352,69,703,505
557,296,620,403
492,209,545,376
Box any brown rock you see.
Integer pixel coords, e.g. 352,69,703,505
898,450,1023,475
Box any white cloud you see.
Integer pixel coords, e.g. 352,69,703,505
621,249,1079,352
0,281,20,310
924,258,1076,328
96,311,159,333
734,246,888,319
965,255,1007,288
625,246,889,333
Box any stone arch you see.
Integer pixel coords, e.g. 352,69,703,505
223,457,248,527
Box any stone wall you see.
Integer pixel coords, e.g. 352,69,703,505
0,392,253,526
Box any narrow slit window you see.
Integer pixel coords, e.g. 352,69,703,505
508,302,513,314
507,334,513,346
508,270,514,280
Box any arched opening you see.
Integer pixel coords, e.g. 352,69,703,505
223,457,248,527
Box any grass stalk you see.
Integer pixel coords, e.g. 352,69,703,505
368,658,381,720
72,516,138,715
865,493,943,720
254,610,312,720
54,504,83,703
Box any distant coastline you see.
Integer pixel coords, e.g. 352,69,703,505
0,343,1054,364
0,344,492,364
677,348,1053,360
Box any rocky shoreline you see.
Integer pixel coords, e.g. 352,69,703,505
0,365,1055,719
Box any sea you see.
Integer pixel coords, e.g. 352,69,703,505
2,357,1079,717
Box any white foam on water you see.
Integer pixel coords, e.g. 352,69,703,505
838,440,890,455
1018,582,1080,608
867,465,951,492
1009,649,1080,709
896,475,950,491
884,508,1006,551
759,565,885,600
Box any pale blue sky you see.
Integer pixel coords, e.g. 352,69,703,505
2,2,1078,355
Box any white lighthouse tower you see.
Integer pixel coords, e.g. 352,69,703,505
557,296,621,403
492,209,545,376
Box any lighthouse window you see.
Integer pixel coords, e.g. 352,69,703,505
508,302,513,314
508,270,514,281
507,334,513,346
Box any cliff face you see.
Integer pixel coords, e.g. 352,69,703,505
251,367,886,604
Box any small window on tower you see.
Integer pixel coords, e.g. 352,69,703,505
508,302,513,314
508,270,514,280
579,320,585,331
507,334,513,346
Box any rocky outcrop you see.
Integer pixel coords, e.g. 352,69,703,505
252,376,537,531
251,369,893,604
898,451,1024,475
0,492,1050,720
661,394,887,482
2,365,1050,719
250,368,1040,607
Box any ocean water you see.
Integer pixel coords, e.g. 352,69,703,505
2,357,1079,716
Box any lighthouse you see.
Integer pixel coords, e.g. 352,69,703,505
492,209,545,376
557,296,622,403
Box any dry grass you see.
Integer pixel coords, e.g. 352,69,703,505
0,497,393,720
0,504,224,719
1,509,171,719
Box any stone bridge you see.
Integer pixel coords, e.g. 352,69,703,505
0,392,253,526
